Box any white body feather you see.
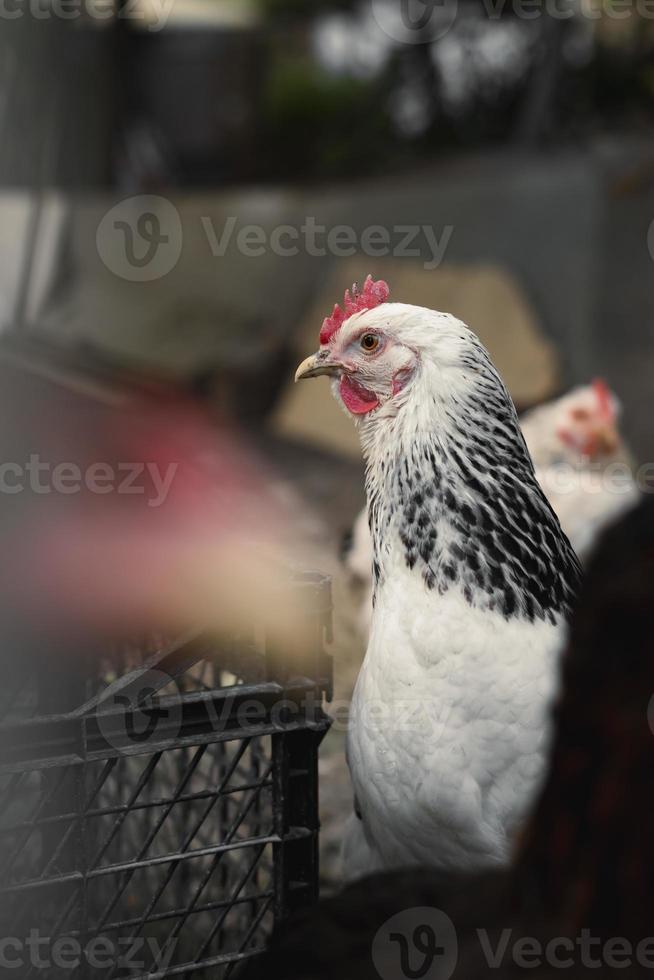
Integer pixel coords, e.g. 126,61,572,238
346,576,560,874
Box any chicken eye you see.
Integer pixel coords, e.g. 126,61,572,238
361,334,379,353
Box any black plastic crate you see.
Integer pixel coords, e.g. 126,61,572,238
0,573,332,979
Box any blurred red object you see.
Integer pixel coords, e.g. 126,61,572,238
0,347,294,640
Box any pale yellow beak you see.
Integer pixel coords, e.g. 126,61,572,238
294,352,342,383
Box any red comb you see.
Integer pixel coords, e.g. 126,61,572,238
319,275,390,345
592,378,614,421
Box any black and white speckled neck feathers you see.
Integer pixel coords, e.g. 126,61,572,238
362,330,582,624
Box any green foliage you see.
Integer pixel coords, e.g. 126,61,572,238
263,56,390,178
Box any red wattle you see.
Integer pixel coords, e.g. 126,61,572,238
340,375,379,415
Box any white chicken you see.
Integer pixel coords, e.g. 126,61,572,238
296,276,581,878
344,378,638,637
522,380,639,559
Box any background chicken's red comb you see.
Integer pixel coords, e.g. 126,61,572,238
592,378,614,420
320,275,390,345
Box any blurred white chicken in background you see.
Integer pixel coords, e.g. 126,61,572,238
523,379,639,559
343,379,639,636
